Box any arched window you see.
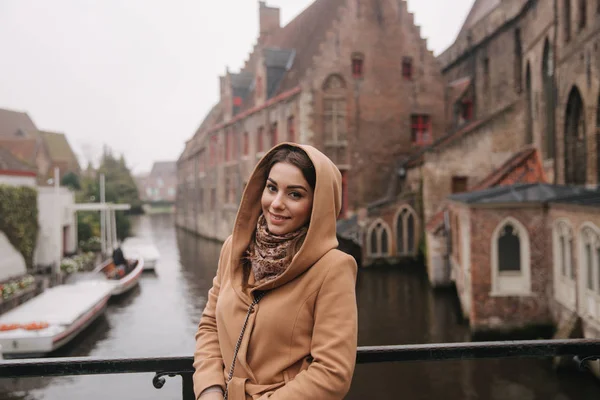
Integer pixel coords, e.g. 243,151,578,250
580,225,600,293
564,86,587,185
564,0,572,42
322,74,348,164
514,29,523,93
491,218,531,295
395,206,419,256
367,219,392,257
578,0,587,30
525,62,533,144
542,39,556,158
554,220,574,279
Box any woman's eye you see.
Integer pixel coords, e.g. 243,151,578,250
290,192,302,199
267,184,277,192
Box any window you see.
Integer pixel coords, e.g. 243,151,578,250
564,0,572,42
287,116,296,143
491,218,531,295
411,115,432,145
243,132,249,156
452,176,468,194
395,206,418,256
483,57,490,93
564,86,587,185
323,75,347,144
402,57,413,80
460,98,474,123
580,225,600,295
542,39,556,159
351,53,364,79
257,126,264,153
270,122,278,147
514,29,523,93
225,130,232,161
367,219,392,257
579,0,587,30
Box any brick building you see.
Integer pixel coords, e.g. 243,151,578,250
356,0,600,273
176,0,445,241
137,161,177,204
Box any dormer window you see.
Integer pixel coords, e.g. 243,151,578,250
351,53,364,79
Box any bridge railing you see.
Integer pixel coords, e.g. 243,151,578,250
1,339,599,399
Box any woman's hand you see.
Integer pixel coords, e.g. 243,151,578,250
198,392,224,400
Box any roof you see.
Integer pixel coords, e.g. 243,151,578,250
264,0,347,95
0,138,40,165
38,130,81,172
456,0,502,40
0,147,37,175
426,147,547,232
265,48,295,98
448,76,472,107
448,183,592,205
150,161,177,177
0,108,39,138
550,189,600,207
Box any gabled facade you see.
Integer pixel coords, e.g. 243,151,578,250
176,0,445,241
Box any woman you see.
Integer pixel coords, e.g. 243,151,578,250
193,143,358,400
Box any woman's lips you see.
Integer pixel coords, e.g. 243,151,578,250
269,212,290,225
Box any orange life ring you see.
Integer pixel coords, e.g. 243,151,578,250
0,323,20,331
23,322,49,331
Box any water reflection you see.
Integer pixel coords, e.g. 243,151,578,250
0,215,598,400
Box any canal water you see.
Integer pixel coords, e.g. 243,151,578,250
1,213,600,399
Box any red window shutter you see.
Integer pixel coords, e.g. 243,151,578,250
352,59,363,79
233,96,242,107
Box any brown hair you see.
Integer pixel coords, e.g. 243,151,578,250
243,145,316,285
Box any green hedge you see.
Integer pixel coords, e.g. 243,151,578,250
0,185,39,269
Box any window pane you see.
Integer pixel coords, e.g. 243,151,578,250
560,236,566,277
587,244,593,290
370,229,378,255
397,215,405,254
407,214,415,252
381,229,389,254
498,224,521,272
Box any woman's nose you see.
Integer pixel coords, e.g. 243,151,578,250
271,192,284,209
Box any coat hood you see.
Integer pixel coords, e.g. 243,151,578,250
229,143,342,300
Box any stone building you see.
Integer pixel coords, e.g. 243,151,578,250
176,0,445,241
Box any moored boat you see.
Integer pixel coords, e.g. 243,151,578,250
94,256,144,296
0,280,114,358
121,237,159,272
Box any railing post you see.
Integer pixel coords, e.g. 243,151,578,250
181,371,195,400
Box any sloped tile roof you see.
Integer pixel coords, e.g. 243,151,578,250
0,138,39,165
0,147,36,174
264,0,346,94
448,183,589,205
38,130,81,173
150,161,177,177
0,108,39,138
426,147,547,232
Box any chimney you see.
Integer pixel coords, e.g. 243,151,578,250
259,1,280,43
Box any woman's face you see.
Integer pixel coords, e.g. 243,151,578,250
261,162,314,236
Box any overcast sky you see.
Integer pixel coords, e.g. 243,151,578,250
0,0,474,174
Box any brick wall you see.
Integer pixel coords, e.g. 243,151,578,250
466,206,553,332
308,0,445,208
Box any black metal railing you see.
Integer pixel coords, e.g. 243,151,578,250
1,339,599,399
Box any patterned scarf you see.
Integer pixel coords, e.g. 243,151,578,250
246,214,308,285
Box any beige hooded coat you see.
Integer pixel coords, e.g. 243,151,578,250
193,143,358,400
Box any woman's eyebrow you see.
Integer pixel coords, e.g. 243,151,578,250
267,178,307,192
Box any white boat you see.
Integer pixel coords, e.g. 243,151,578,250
94,256,145,296
0,280,115,358
122,237,160,272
